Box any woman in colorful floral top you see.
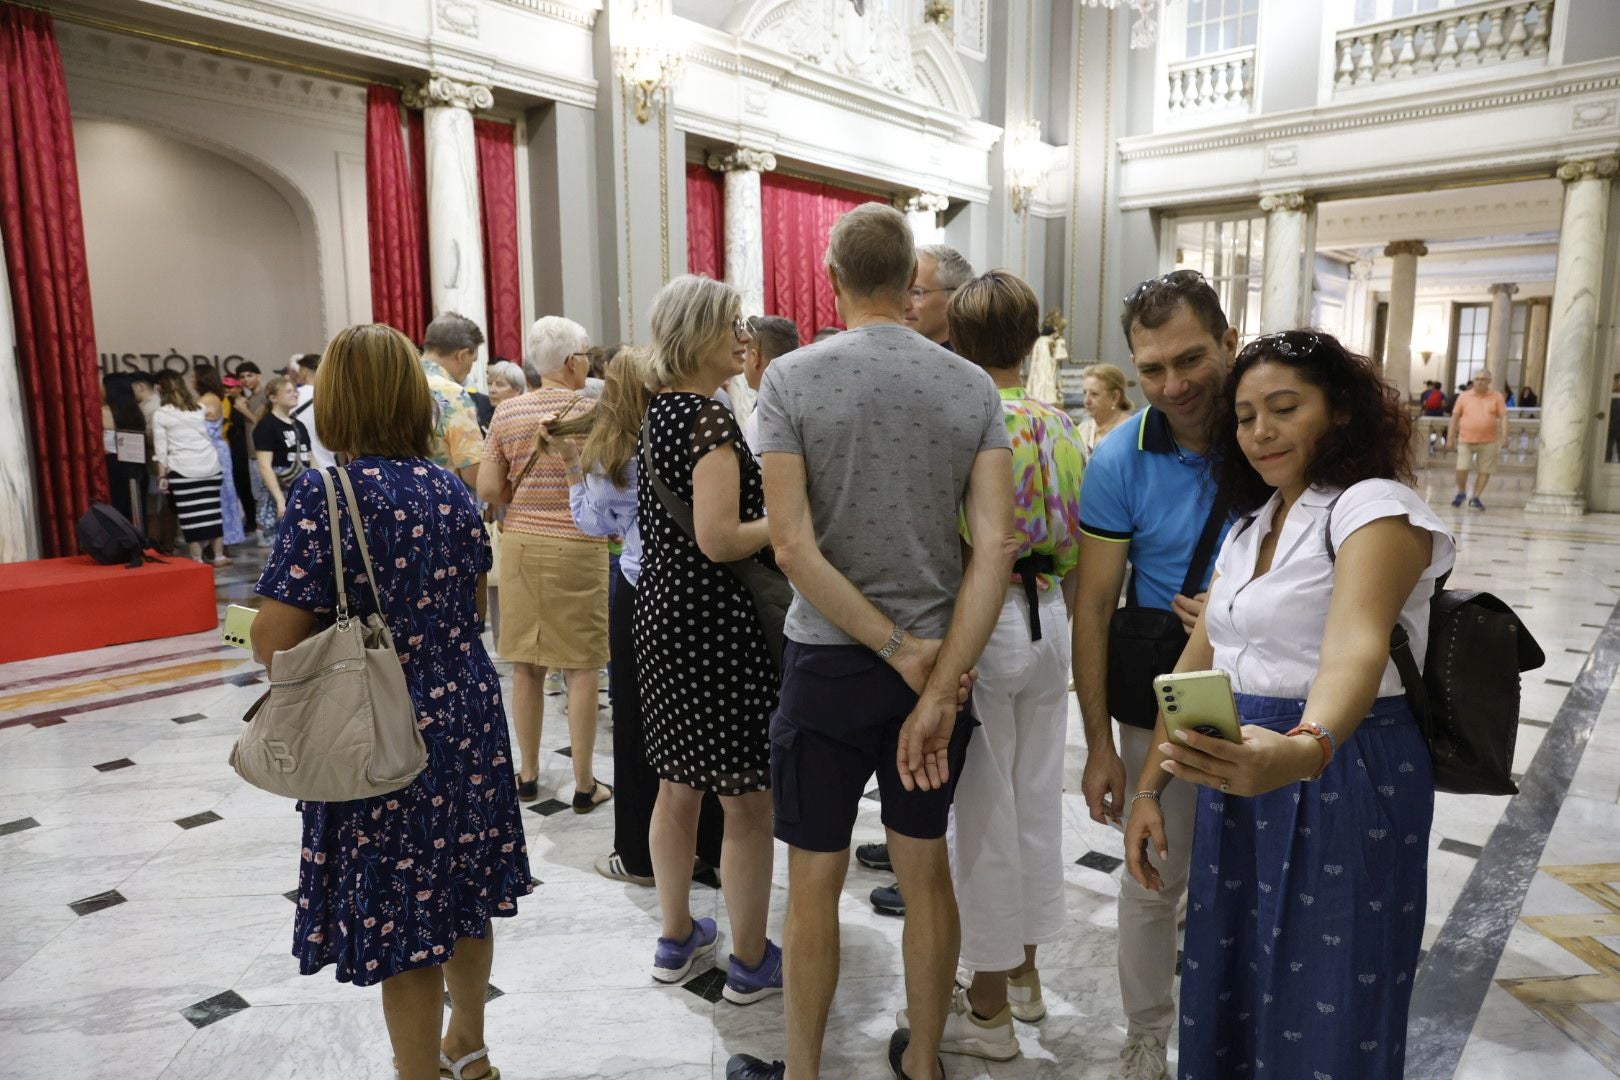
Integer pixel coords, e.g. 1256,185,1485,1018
931,270,1085,1057
252,324,529,1080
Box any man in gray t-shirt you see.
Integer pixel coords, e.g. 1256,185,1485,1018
727,204,1015,1080
753,323,1007,644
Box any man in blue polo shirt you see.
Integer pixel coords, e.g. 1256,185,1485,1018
1073,270,1236,1080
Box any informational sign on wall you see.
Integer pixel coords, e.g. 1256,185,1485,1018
97,352,251,377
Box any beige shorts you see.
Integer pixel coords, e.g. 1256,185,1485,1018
1458,440,1501,475
497,530,609,669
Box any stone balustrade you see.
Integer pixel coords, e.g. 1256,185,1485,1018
1333,0,1552,93
1167,45,1256,116
1412,413,1542,471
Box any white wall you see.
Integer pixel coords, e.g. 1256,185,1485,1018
75,119,322,377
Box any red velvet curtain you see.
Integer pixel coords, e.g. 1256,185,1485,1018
365,86,427,342
406,109,432,329
761,174,884,344
0,8,107,556
474,118,522,362
686,163,724,280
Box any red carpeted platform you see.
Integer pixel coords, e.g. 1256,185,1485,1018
0,556,218,663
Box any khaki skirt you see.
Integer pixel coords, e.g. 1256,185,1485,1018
497,530,610,669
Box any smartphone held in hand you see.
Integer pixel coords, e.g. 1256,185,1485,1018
1152,669,1242,744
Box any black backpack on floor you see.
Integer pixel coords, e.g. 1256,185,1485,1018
76,502,149,568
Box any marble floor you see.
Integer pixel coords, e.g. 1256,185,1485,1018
2,472,1617,1079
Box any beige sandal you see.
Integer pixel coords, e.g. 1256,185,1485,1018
440,1047,499,1080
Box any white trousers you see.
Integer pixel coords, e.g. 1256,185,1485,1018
1116,721,1196,1037
949,586,1070,972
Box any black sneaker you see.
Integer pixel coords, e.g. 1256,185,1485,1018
725,1054,785,1079
870,882,905,916
855,842,892,871
887,1028,943,1079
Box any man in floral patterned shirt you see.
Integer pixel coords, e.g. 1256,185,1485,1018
420,311,485,488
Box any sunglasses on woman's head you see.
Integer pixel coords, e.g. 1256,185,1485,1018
1239,330,1322,362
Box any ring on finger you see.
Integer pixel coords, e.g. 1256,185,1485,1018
1219,781,1231,794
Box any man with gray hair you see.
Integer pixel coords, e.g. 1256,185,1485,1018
741,315,801,454
421,311,486,487
905,243,974,350
727,202,1016,1080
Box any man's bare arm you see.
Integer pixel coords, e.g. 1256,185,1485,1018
1073,533,1130,822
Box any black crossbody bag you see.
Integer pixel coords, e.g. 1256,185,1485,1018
638,416,792,672
1105,500,1227,730
1321,496,1543,796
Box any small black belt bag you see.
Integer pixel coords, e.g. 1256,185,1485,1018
1105,500,1227,730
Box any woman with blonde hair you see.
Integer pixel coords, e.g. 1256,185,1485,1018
251,324,530,1080
548,348,726,887
635,275,781,1003
1079,362,1134,454
151,370,228,564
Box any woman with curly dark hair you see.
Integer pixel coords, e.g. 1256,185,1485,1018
1123,330,1455,1078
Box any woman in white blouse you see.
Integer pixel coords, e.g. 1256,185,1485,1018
151,370,227,564
1122,330,1454,1079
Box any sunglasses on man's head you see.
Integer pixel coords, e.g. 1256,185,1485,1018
1124,269,1208,306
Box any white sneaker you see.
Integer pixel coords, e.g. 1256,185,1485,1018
896,987,1020,1061
1109,1031,1169,1080
953,968,1046,1022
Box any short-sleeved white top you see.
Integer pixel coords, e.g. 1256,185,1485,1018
1205,480,1456,699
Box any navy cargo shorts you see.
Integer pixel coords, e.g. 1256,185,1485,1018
769,640,977,853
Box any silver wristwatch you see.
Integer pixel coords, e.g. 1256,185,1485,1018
876,624,906,660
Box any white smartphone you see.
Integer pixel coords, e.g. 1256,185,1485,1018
1152,670,1243,744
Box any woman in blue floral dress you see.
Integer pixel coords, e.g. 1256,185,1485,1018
253,324,530,1080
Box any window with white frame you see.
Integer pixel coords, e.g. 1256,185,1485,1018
1353,0,1459,24
1171,216,1264,342
1185,0,1259,58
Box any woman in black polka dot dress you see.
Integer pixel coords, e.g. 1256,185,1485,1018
634,275,782,1001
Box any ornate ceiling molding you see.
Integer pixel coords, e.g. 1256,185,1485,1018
724,0,980,119
487,0,599,29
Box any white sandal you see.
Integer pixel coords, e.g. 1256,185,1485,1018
440,1047,499,1080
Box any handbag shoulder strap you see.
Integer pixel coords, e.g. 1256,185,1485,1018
639,413,701,544
315,469,351,622
1175,495,1229,599
511,393,590,491
1320,490,1440,741
330,466,387,616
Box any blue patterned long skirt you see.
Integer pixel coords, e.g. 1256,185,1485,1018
1177,694,1434,1080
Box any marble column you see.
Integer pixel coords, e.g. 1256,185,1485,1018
1484,282,1519,388
1527,156,1619,516
1346,255,1376,356
406,76,493,390
1523,298,1550,394
897,191,950,247
1382,240,1428,404
1259,191,1313,333
707,147,777,317
0,225,40,562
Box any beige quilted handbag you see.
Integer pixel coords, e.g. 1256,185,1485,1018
230,467,427,801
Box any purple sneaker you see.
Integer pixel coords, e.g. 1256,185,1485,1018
651,916,717,983
723,938,784,1005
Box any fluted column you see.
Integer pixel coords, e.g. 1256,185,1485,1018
1523,299,1550,394
1259,191,1313,333
707,147,777,317
897,191,950,247
1527,156,1619,516
1485,282,1519,388
1346,256,1376,356
406,76,493,389
0,225,40,562
1382,240,1428,403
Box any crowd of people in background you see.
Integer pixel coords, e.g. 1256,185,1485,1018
118,198,1466,1080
